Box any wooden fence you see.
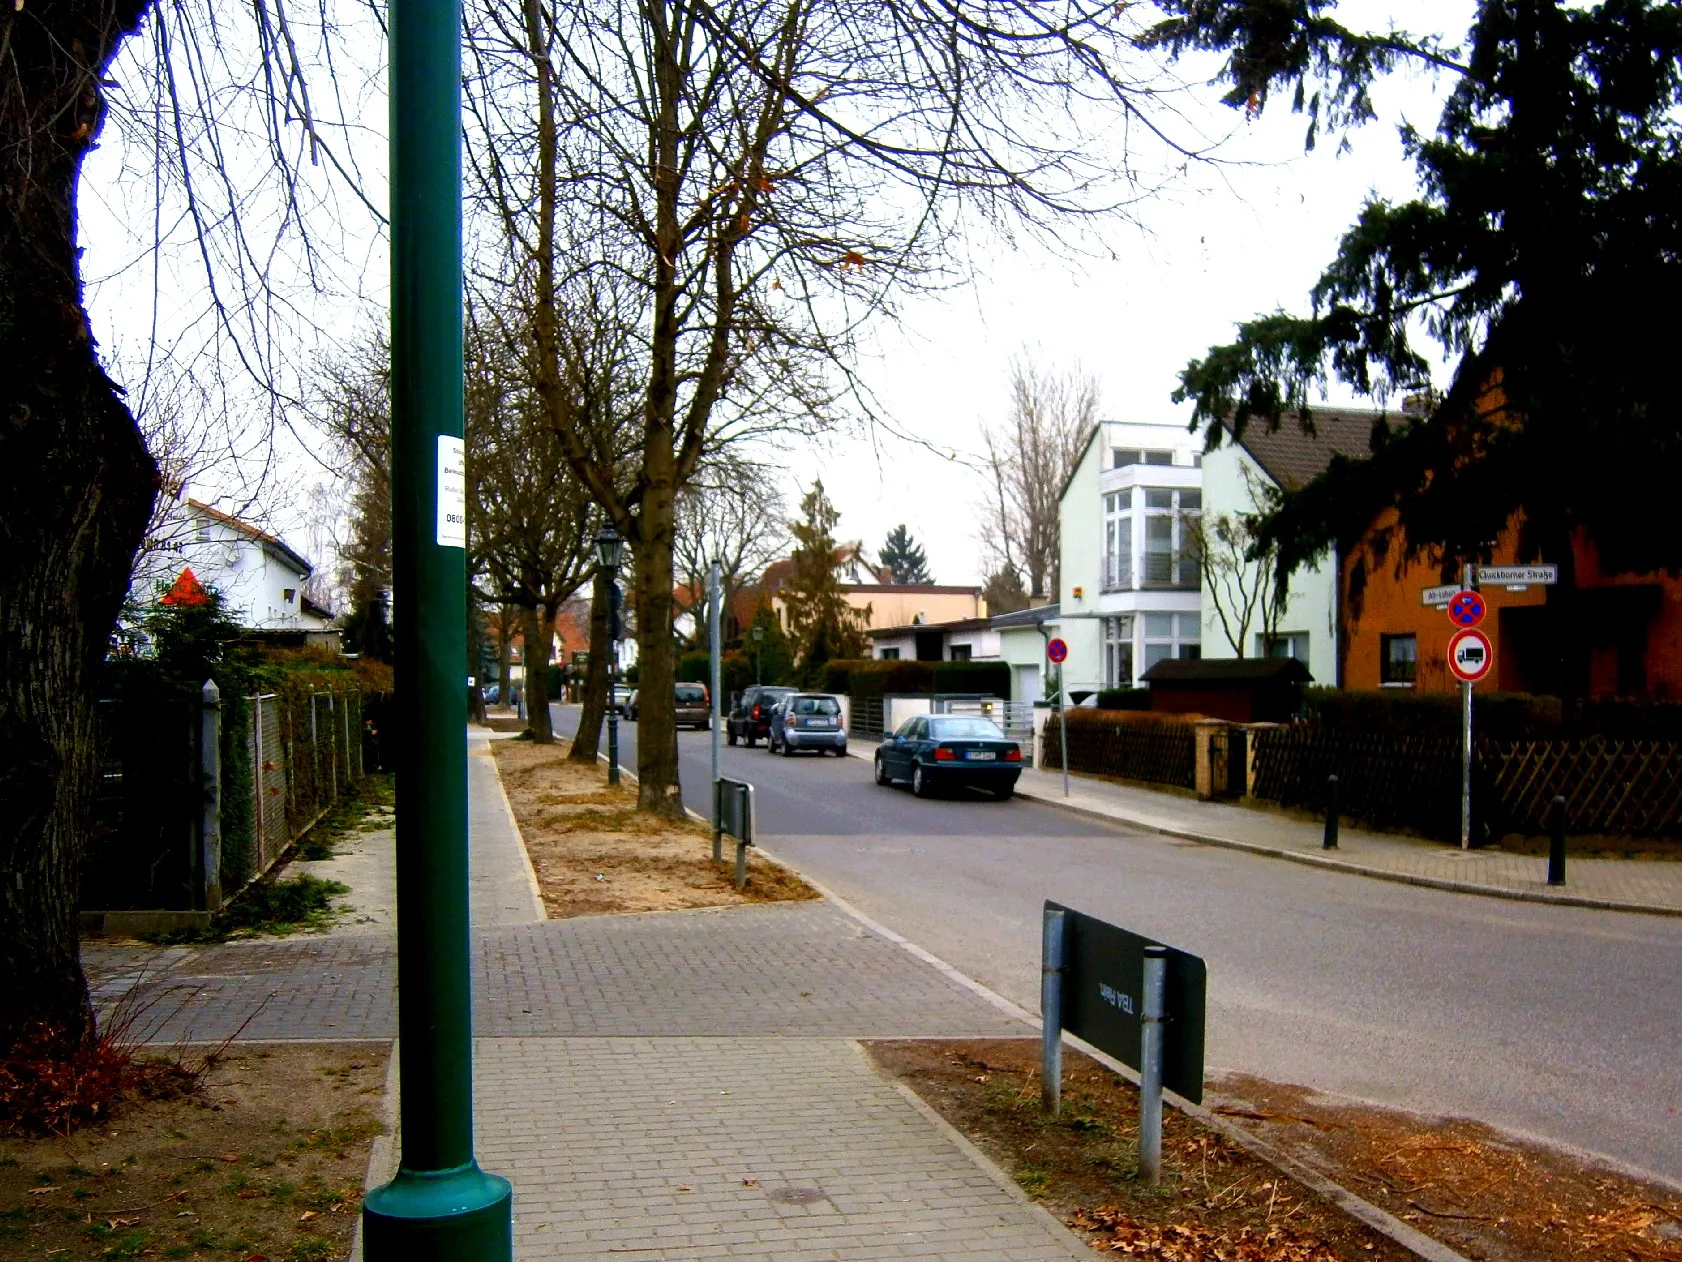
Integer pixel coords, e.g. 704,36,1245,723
1249,724,1682,839
1042,717,1196,791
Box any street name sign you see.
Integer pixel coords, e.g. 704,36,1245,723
1477,564,1557,586
1448,628,1494,684
1045,902,1206,1103
1046,637,1069,665
1448,590,1487,628
1421,583,1460,607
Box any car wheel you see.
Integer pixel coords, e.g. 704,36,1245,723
912,763,933,798
727,727,737,746
746,734,756,748
780,735,793,757
993,785,1015,801
874,756,890,786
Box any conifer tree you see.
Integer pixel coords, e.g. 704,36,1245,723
780,481,870,683
879,524,933,585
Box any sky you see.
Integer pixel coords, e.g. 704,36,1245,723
78,0,1478,597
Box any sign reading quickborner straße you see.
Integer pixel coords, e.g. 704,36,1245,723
1047,902,1206,1104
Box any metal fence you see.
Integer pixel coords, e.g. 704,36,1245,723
86,685,369,913
849,696,886,741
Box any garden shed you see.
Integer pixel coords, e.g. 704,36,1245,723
1140,657,1311,723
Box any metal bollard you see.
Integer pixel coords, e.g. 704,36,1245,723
1323,774,1340,849
735,837,749,890
1548,795,1567,886
1138,945,1167,1187
1040,909,1066,1116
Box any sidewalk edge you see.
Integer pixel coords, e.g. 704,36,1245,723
1012,786,1682,919
857,1044,1091,1260
481,735,548,921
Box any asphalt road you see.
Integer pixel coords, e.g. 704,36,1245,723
555,704,1682,1185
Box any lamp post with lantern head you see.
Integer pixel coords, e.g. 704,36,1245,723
596,526,626,786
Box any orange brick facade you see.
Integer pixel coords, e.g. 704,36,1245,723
1341,511,1682,698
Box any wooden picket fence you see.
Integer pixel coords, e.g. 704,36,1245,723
1042,717,1196,790
1485,738,1682,835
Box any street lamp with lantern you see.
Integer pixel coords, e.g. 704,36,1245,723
595,525,627,786
751,624,765,685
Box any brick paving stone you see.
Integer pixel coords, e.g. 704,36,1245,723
472,1038,1083,1262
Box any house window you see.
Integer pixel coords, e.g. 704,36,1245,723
1381,634,1417,685
1113,448,1177,469
1142,488,1201,588
1102,492,1132,591
1258,632,1309,662
948,644,972,661
1103,615,1135,687
1143,613,1201,669
879,647,901,660
282,588,296,603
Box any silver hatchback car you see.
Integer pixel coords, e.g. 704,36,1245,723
767,693,847,756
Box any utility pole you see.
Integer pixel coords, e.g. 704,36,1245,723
1461,561,1474,849
361,0,512,1242
709,560,722,799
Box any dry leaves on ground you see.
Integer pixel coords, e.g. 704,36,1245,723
1071,1208,1350,1260
490,736,817,916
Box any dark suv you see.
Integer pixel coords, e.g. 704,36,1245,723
726,685,795,748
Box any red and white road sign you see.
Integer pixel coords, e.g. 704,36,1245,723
1447,589,1486,628
1046,637,1069,665
1447,628,1494,684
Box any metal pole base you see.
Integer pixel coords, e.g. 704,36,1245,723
363,1164,513,1261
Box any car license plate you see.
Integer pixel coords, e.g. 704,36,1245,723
966,751,996,761
810,718,833,727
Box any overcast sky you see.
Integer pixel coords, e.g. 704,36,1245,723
80,0,1477,593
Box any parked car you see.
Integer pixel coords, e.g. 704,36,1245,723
726,685,796,747
675,682,712,729
873,714,1022,800
609,684,635,715
768,693,846,756
623,689,639,720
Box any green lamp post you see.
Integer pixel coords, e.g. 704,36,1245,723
360,0,514,1247
596,526,626,786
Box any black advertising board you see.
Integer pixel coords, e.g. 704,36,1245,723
1047,901,1207,1104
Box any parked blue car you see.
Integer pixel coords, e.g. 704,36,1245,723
873,714,1021,800
768,693,847,756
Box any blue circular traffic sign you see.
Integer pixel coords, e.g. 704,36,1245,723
1448,590,1486,628
1046,637,1068,664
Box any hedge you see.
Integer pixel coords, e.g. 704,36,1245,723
830,658,936,699
1304,688,1682,741
931,660,1010,698
1095,688,1150,711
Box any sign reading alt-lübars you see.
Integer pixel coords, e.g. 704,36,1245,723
1421,583,1461,607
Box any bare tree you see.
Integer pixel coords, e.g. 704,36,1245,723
1188,493,1285,659
463,0,1188,816
673,461,790,650
982,355,1099,600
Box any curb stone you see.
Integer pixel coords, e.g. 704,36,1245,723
1011,784,1682,919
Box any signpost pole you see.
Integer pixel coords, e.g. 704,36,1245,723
363,0,512,1239
607,581,621,787
1040,908,1065,1116
1461,563,1473,850
709,559,722,808
1138,945,1167,1187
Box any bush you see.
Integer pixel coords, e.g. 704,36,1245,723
677,650,712,683
932,660,1011,698
1302,688,1682,741
1095,688,1151,710
845,658,936,700
821,658,872,695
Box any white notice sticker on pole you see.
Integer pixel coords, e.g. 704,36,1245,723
436,435,466,548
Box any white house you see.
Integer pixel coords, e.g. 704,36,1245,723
1198,411,1377,686
989,603,1059,703
868,616,1001,663
1052,420,1208,697
135,498,334,634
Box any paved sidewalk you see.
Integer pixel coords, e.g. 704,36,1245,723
95,733,1090,1261
1013,765,1682,915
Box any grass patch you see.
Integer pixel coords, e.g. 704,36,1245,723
296,771,395,860
142,873,351,945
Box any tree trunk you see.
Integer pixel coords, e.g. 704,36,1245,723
633,522,683,819
521,605,555,741
0,0,158,1052
497,607,515,707
467,601,488,722
568,567,611,763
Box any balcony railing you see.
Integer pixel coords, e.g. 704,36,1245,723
1100,554,1131,592
1141,550,1200,590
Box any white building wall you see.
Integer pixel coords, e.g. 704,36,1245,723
1058,431,1105,698
1198,443,1339,686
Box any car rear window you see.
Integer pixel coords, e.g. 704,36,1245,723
675,684,706,702
793,697,840,715
930,717,1005,740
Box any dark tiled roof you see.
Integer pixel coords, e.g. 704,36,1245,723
1228,409,1385,491
868,617,991,637
1141,657,1312,684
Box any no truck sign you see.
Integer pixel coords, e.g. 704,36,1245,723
1448,628,1494,684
